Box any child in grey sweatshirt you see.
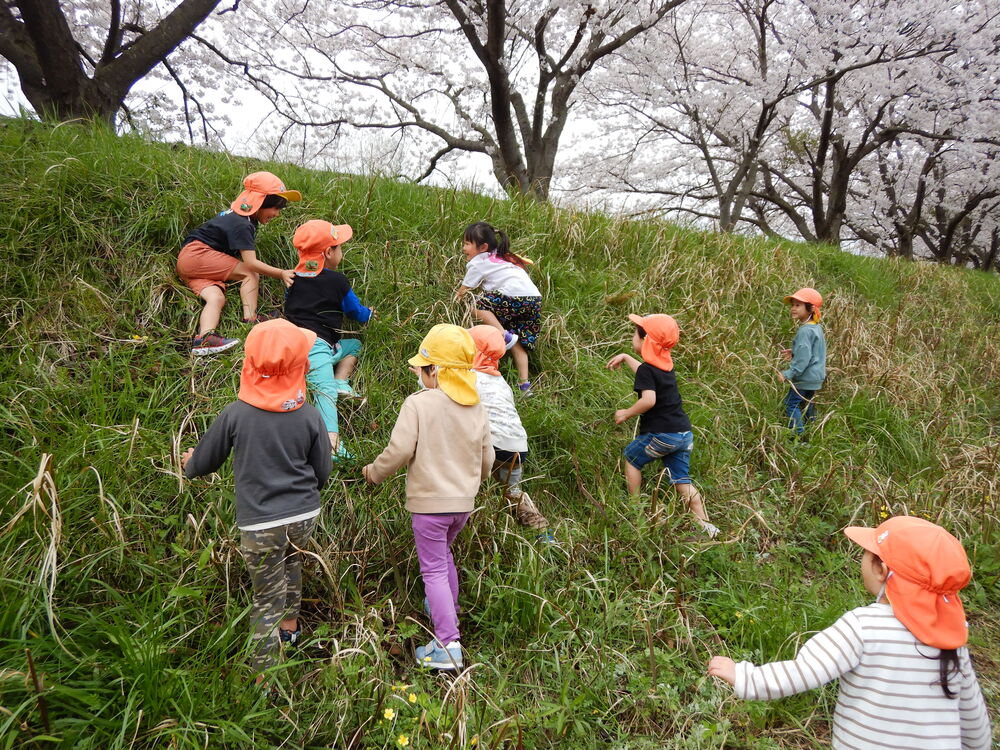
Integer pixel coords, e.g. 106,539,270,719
182,319,331,677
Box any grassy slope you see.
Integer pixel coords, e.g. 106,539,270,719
0,119,997,749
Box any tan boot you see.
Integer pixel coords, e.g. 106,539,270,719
513,492,548,530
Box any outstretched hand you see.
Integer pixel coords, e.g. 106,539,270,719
606,353,629,370
180,447,194,470
776,369,786,383
614,408,631,425
280,269,296,288
707,655,736,685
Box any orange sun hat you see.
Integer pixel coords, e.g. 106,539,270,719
628,313,680,372
238,319,316,412
231,171,302,217
782,287,823,322
468,325,505,376
844,516,971,649
293,220,353,277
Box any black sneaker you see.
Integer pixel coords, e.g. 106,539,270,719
192,331,240,356
279,626,300,649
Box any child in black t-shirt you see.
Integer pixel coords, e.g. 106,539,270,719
177,171,302,356
284,220,374,460
606,314,719,538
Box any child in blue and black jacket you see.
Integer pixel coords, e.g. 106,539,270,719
285,220,375,460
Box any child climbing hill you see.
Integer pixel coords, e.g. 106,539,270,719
708,516,991,749
177,171,301,355
455,222,541,395
284,219,374,459
778,287,826,435
468,325,550,534
607,313,718,538
362,324,494,671
181,319,332,677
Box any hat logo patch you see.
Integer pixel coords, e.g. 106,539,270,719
305,260,319,271
420,348,430,358
877,531,889,544
281,399,297,411
241,202,251,211
330,227,339,240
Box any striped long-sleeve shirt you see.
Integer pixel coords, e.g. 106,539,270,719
734,603,992,750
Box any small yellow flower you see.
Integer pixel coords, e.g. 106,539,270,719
470,736,479,746
397,735,409,747
735,611,743,618
384,708,396,720
408,693,417,703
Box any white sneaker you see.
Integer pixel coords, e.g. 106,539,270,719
699,520,720,539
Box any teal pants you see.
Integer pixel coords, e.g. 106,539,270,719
306,338,362,433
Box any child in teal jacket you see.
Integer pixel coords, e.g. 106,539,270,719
778,288,826,435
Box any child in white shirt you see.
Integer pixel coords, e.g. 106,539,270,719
468,325,549,533
455,222,541,395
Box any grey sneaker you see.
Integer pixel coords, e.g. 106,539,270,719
192,331,240,356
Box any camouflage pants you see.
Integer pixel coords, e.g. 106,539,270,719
239,517,317,672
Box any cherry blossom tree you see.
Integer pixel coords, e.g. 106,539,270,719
849,136,1000,268
571,0,1000,269
0,0,228,126
223,0,691,200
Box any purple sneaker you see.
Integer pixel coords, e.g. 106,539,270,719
518,381,534,397
503,331,519,351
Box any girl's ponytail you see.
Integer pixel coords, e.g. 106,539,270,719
493,228,531,268
938,648,961,698
494,228,510,259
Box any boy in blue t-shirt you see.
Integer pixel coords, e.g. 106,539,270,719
285,220,375,460
607,313,719,538
777,288,826,435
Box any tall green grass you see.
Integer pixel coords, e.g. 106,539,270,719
0,118,997,748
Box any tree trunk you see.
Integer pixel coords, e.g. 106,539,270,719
3,0,222,125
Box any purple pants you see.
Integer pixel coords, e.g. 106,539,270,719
411,512,471,645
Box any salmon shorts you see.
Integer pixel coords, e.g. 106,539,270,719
176,240,240,294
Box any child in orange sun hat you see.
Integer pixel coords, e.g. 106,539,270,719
778,287,826,435
284,219,374,461
181,319,332,676
467,325,550,534
607,313,718,538
708,516,991,749
177,171,301,356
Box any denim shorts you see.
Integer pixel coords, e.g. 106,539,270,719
623,431,693,483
